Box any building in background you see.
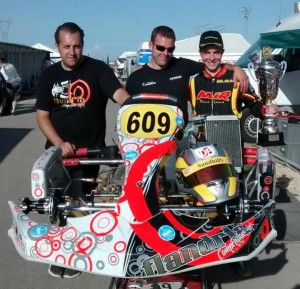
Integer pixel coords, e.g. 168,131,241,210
0,41,49,93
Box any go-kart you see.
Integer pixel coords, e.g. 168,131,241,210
8,94,277,289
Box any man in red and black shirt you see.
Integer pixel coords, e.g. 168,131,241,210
189,30,278,119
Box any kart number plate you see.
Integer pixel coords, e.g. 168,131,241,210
120,104,180,138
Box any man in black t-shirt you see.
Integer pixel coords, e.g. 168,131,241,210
37,23,129,155
36,22,130,279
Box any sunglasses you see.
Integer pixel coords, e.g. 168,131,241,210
153,43,175,53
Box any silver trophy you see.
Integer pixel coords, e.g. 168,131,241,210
248,46,287,146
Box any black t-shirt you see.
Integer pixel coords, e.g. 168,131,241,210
36,56,122,148
126,57,204,124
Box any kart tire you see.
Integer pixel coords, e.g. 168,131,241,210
273,209,287,241
241,108,261,143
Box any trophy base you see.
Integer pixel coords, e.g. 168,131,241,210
257,131,285,147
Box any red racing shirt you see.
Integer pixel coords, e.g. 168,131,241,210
189,66,262,118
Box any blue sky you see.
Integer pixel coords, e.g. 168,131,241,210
1,0,298,60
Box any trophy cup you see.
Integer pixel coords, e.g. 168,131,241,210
248,46,287,146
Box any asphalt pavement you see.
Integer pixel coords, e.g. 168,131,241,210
1,96,300,289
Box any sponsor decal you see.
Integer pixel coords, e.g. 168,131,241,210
142,81,156,87
68,79,90,106
196,90,231,101
125,151,139,160
175,116,184,127
29,225,48,238
183,157,232,177
158,225,175,241
142,224,253,276
216,79,234,84
170,75,182,81
198,146,214,158
51,79,91,107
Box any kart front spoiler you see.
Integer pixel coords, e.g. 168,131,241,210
8,200,277,278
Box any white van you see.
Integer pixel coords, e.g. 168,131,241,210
236,7,300,142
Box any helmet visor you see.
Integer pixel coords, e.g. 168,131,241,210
185,163,236,188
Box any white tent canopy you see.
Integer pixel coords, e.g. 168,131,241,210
118,51,136,60
32,43,61,60
260,12,300,48
174,33,250,64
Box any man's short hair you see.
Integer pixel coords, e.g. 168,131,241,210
151,26,176,42
54,22,85,45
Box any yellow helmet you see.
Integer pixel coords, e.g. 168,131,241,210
175,142,238,206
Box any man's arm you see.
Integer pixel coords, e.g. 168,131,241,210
225,64,249,95
112,87,130,105
36,109,75,157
